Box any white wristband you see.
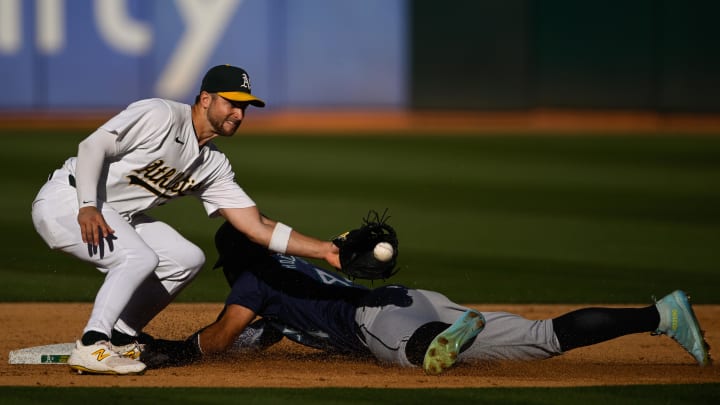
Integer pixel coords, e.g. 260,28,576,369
269,222,292,254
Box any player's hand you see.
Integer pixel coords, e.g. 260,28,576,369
325,242,341,269
77,206,115,246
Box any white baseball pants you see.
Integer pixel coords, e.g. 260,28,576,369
31,170,204,338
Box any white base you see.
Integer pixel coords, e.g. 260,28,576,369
8,343,75,364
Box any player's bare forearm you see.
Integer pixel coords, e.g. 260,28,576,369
219,207,274,244
286,234,341,268
198,304,256,354
258,212,340,266
219,207,340,268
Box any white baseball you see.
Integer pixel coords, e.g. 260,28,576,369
373,242,394,262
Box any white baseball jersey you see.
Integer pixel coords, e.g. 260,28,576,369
60,98,255,220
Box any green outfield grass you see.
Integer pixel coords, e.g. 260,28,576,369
2,131,719,303
2,130,719,403
0,385,719,404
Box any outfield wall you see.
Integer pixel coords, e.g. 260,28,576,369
1,0,718,112
411,0,720,112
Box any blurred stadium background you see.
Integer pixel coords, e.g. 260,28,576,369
1,5,719,403
1,0,719,131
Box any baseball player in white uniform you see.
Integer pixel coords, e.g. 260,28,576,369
31,65,341,375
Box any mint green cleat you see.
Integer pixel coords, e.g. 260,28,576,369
654,290,711,366
423,309,485,375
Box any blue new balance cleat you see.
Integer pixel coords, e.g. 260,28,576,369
654,290,711,366
423,309,485,375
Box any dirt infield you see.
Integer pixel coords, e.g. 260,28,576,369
1,303,718,388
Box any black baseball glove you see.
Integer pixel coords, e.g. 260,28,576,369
140,332,203,369
332,210,399,280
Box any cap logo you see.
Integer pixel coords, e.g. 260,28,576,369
241,73,251,90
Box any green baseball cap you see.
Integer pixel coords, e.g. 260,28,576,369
201,64,266,108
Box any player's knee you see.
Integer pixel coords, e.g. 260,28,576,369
103,245,159,283
155,244,205,288
174,244,206,277
126,246,161,274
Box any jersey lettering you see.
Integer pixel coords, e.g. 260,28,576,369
276,255,298,269
276,254,354,287
315,270,353,287
127,159,198,199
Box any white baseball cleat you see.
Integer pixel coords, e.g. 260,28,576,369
67,340,146,375
111,341,145,360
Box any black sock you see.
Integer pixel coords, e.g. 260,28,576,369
110,329,136,346
81,331,110,346
552,305,660,352
405,322,451,367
